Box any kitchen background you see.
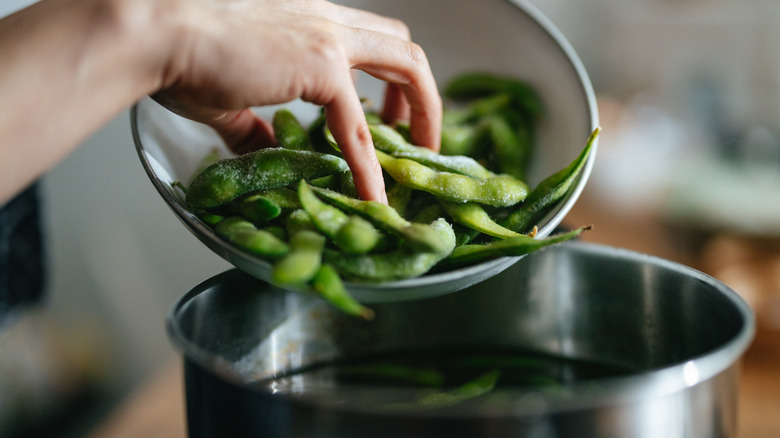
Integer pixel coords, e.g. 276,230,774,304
0,0,778,436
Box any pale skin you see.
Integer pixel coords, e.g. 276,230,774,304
0,0,442,205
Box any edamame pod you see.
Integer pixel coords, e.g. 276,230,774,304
440,201,521,239
311,186,454,254
237,194,282,223
369,124,495,180
325,218,455,281
375,150,528,207
333,215,384,255
298,180,382,254
501,128,599,233
272,230,325,286
486,114,531,181
286,208,317,236
272,109,312,151
440,226,589,269
214,217,289,259
312,264,374,320
444,71,543,117
186,148,349,211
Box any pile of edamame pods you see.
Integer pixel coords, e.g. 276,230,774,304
182,72,599,318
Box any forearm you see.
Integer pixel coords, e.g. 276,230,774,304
0,0,177,203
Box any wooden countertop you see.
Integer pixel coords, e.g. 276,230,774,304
88,191,780,438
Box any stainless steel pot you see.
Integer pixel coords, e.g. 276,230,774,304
167,242,754,438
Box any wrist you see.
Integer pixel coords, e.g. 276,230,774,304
105,0,190,97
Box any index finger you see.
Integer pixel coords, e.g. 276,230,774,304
346,30,442,151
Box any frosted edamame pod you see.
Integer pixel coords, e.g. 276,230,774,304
272,109,312,151
325,218,455,281
272,230,325,286
501,128,599,233
369,124,495,180
214,217,289,259
440,226,590,270
186,148,349,211
297,180,381,254
312,264,374,320
310,186,454,254
375,150,528,207
440,201,521,239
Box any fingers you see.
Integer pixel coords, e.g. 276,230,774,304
345,28,442,151
324,77,388,204
208,109,276,155
381,82,410,126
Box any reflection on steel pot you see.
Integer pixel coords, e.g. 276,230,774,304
167,242,754,438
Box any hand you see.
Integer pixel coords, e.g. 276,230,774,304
152,0,443,203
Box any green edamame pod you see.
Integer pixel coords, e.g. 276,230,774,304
272,230,325,286
286,208,317,236
439,121,486,157
237,194,282,223
325,218,455,281
440,201,521,239
214,217,289,259
311,186,454,254
501,128,599,233
369,124,495,180
312,264,374,320
486,114,531,182
440,226,589,270
444,71,543,117
386,181,414,217
298,180,349,236
187,148,349,211
333,215,384,255
443,93,513,126
197,211,225,226
263,225,287,242
272,109,312,151
297,180,382,254
375,150,528,207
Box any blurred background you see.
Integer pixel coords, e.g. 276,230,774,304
1,0,778,436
